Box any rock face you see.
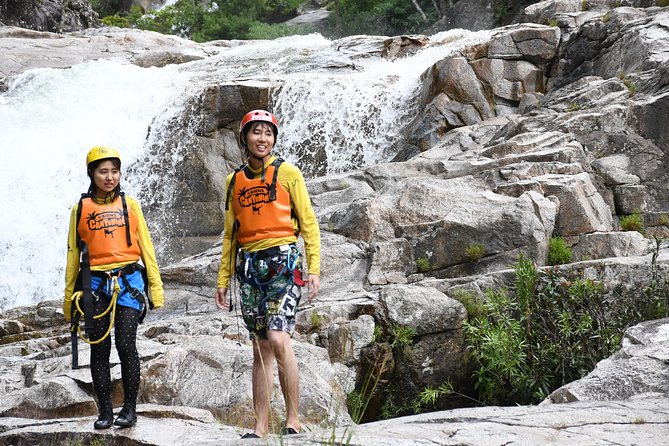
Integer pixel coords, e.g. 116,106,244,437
0,0,100,33
3,1,669,445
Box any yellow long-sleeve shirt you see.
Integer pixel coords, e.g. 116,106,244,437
64,194,164,309
217,156,321,289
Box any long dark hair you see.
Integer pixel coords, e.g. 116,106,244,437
86,157,122,201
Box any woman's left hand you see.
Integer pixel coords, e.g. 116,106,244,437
307,274,320,302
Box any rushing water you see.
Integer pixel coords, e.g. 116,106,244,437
0,29,490,311
0,60,194,310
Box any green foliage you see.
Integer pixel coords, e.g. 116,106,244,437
247,22,314,40
89,0,463,41
127,5,145,24
493,3,511,24
463,253,669,405
416,381,454,408
372,324,383,343
379,392,407,419
450,288,488,321
465,243,486,262
660,214,669,226
347,353,390,423
101,14,129,28
565,102,580,112
602,12,610,22
548,18,558,27
616,71,638,96
657,0,669,7
415,257,430,273
91,0,125,18
346,389,363,422
134,0,307,42
390,325,416,351
324,0,439,38
623,77,638,96
310,311,322,329
620,211,645,234
548,236,573,265
136,2,206,39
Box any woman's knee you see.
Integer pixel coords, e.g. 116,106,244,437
267,331,291,356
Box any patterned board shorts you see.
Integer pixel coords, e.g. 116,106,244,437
236,245,303,340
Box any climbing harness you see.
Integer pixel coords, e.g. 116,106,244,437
69,263,152,369
69,191,151,369
236,244,306,310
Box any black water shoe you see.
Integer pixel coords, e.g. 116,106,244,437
114,406,137,428
93,407,113,430
282,427,299,435
241,432,261,439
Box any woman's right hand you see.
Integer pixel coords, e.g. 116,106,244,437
215,287,229,311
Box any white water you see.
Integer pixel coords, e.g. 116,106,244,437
0,60,193,310
0,29,490,311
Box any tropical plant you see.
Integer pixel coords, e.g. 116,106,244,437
415,257,430,272
464,253,668,405
620,211,644,234
390,325,416,352
132,0,307,42
548,236,572,265
465,243,486,262
324,0,442,38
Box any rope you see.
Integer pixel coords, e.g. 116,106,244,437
71,276,121,345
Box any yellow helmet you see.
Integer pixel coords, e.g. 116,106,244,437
86,146,121,166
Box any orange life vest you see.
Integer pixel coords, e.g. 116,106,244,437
77,195,141,266
232,160,295,245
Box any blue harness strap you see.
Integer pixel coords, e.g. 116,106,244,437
237,245,303,308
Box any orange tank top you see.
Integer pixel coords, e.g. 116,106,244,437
77,195,141,266
232,163,295,245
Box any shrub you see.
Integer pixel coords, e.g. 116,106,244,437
620,211,644,234
310,311,322,329
372,324,383,343
623,77,638,96
450,288,487,321
463,252,667,406
465,243,486,262
415,257,430,272
548,236,573,265
416,382,453,409
247,22,314,40
390,325,416,352
565,102,580,112
101,14,129,27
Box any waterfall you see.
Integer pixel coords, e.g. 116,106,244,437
0,60,193,310
0,29,490,311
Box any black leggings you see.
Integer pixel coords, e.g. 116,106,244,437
90,299,141,410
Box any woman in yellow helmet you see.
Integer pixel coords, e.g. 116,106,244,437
63,146,164,429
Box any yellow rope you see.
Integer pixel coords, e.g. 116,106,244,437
72,276,120,345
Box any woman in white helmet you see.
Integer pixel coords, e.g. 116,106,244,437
63,146,164,429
